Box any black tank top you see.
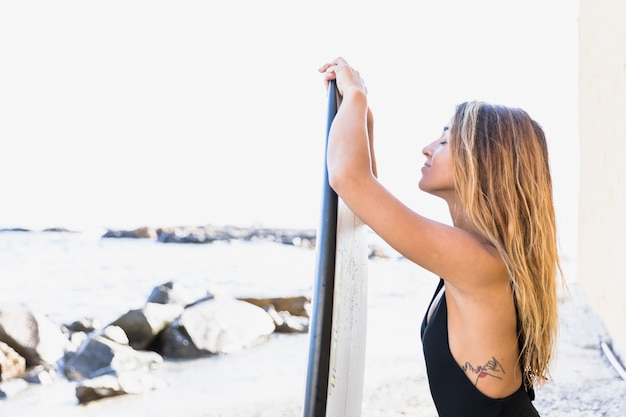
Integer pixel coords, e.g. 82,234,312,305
420,279,540,417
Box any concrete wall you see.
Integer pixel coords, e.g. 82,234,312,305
578,0,626,362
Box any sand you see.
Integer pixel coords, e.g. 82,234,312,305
1,254,624,417
212,257,626,417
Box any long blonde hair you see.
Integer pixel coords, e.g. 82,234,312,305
450,101,560,387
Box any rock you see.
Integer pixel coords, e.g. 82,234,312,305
278,313,309,333
75,372,165,404
42,227,74,233
110,303,184,350
156,323,204,359
239,296,311,333
146,281,213,307
100,325,130,345
132,227,157,239
0,304,71,367
62,317,100,334
158,298,275,358
156,227,218,244
243,227,316,247
20,364,56,385
102,227,157,239
63,334,162,381
0,341,26,381
153,224,317,248
68,331,89,351
238,296,311,317
265,306,309,333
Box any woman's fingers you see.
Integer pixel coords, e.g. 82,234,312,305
319,57,348,77
319,57,366,96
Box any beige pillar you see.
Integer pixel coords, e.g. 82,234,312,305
578,0,626,362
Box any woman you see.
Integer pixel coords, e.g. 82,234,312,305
319,57,560,416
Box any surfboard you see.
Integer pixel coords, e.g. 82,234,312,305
303,80,369,417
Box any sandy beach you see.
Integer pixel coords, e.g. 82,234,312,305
86,260,626,416
209,257,626,417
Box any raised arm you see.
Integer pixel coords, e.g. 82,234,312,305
319,58,506,292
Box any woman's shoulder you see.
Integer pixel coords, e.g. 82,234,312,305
441,241,509,296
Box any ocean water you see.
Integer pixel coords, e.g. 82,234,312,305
0,230,317,325
0,229,435,416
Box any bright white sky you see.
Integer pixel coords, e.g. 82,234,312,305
0,1,579,257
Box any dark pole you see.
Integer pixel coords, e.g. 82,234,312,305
302,80,339,417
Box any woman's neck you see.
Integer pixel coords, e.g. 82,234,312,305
447,199,491,246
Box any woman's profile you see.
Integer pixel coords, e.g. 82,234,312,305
319,57,560,416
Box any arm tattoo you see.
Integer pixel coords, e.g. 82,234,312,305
460,356,506,386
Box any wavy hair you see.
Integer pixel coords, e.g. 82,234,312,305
449,101,561,387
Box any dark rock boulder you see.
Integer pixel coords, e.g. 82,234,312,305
110,303,184,350
156,322,204,359
63,333,162,381
62,317,101,334
146,281,214,307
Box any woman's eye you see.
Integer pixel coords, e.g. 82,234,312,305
440,140,448,145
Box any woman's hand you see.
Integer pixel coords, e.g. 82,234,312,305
319,57,376,177
319,57,367,98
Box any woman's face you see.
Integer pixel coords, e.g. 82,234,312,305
418,122,455,199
